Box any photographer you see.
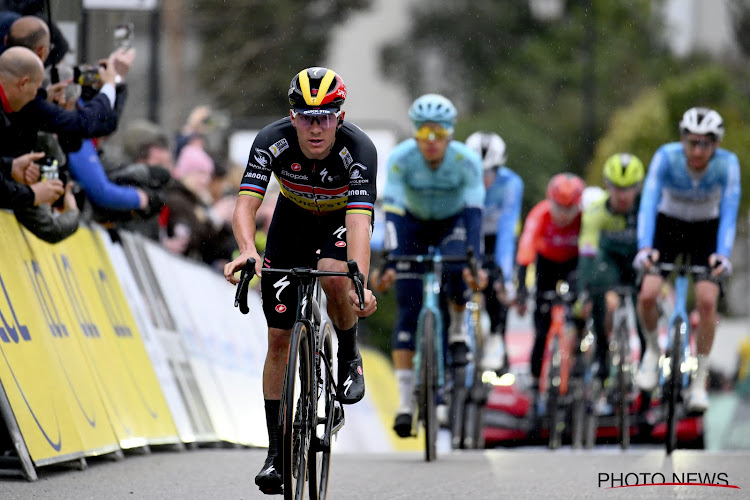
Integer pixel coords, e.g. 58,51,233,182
0,46,64,209
1,16,132,159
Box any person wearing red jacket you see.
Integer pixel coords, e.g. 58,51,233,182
514,173,585,385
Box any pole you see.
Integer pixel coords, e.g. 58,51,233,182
148,4,161,123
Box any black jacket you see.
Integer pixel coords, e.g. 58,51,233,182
0,105,34,209
0,84,126,158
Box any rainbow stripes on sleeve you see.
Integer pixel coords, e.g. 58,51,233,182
346,201,374,216
239,183,266,200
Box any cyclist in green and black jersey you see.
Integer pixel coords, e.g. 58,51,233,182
577,153,645,395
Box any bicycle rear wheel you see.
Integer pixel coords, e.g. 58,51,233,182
665,318,684,455
419,311,438,461
282,322,313,500
308,322,335,500
547,335,563,450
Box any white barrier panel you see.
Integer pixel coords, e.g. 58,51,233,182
141,238,266,445
95,227,195,445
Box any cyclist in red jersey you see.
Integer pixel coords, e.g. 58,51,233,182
223,67,378,495
515,173,585,388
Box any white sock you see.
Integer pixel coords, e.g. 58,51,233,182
396,369,414,414
448,307,467,344
693,354,709,390
643,326,659,353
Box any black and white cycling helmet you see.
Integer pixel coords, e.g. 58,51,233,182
465,131,507,170
679,107,724,141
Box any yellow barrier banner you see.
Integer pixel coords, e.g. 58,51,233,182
22,225,180,449
0,213,85,465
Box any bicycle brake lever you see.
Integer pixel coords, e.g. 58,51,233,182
347,260,366,311
234,258,256,315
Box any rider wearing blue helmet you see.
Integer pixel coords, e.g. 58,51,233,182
372,93,487,437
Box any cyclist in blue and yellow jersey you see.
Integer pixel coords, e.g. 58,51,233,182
465,131,524,373
633,107,741,414
371,94,486,438
223,67,378,495
577,153,645,411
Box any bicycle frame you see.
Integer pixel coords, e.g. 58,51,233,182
412,253,447,390
539,298,575,397
656,265,702,391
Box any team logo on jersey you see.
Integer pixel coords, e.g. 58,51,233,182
319,167,333,182
269,139,289,157
291,163,301,171
333,226,347,239
252,148,273,170
349,163,367,180
335,241,346,248
339,147,353,167
275,304,287,313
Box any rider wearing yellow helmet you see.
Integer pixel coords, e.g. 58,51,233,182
577,153,645,414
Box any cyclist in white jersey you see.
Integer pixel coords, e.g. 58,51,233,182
633,107,741,413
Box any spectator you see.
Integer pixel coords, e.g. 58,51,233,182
162,143,235,268
0,46,63,208
2,15,133,158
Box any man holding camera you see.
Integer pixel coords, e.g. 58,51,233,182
0,46,63,208
1,16,133,158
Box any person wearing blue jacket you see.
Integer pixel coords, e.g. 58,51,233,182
465,131,523,373
633,107,741,413
372,94,486,437
66,138,146,211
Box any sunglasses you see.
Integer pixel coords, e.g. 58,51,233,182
684,138,715,150
292,110,342,130
414,125,451,141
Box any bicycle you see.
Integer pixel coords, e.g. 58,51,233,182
572,285,637,450
451,253,489,450
234,258,365,499
386,248,474,461
645,258,711,455
537,280,579,450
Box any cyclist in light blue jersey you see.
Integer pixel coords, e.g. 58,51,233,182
466,131,523,372
372,93,486,437
633,107,741,413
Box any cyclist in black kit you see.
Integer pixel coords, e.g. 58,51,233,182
223,67,378,495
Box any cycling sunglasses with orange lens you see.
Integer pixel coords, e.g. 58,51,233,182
414,125,451,141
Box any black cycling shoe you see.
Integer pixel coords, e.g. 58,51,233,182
448,341,472,367
337,351,365,404
255,455,283,495
393,412,413,438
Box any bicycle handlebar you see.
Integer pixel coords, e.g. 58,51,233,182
233,258,366,314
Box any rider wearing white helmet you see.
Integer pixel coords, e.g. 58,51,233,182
465,131,523,373
634,106,741,413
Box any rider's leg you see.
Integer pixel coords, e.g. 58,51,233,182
320,259,366,405
635,274,664,390
688,280,720,411
256,326,291,493
392,275,422,436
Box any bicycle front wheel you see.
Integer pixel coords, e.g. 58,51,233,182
547,335,563,450
282,322,313,500
308,322,335,500
665,318,684,455
420,311,438,462
615,322,631,450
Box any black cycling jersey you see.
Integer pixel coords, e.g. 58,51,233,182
239,117,377,218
